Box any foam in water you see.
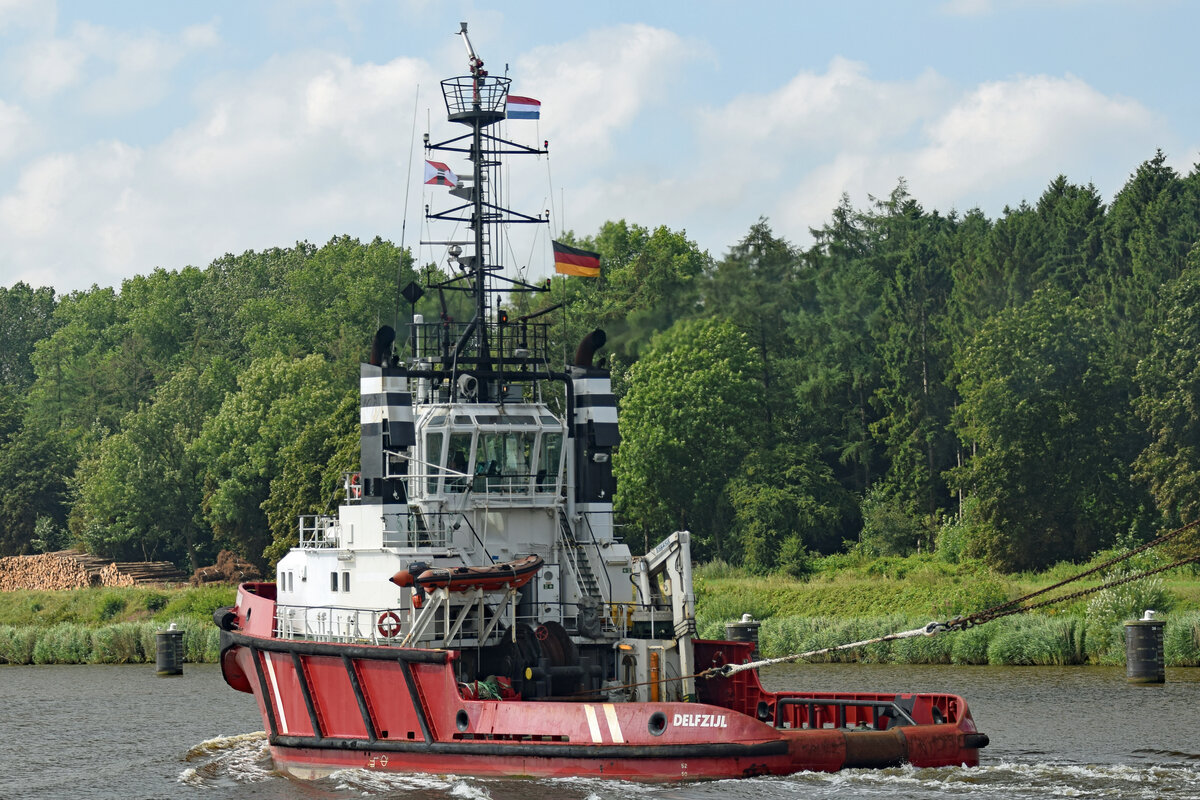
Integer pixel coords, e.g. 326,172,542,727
775,761,1200,800
173,734,1200,800
177,731,273,786
326,769,495,796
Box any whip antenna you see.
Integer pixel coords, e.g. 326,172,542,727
397,83,421,331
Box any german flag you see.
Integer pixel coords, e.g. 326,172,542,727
553,240,601,277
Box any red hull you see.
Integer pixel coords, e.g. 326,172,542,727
220,583,986,781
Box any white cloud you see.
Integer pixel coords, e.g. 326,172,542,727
13,20,219,113
0,51,439,290
703,57,947,152
939,0,1089,16
685,58,950,227
939,0,995,16
907,75,1155,202
0,23,701,291
17,35,87,96
770,73,1159,240
513,24,699,168
0,0,54,34
181,23,219,49
0,151,76,238
0,22,1178,293
0,98,33,160
558,61,1164,262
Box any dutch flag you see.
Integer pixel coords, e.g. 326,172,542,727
506,95,541,120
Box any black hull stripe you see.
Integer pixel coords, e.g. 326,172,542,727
270,734,789,760
574,395,616,408
400,659,434,744
361,393,413,407
293,650,324,739
250,645,280,737
342,654,378,743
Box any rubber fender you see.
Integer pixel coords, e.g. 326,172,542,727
213,606,237,631
962,732,990,749
842,728,907,768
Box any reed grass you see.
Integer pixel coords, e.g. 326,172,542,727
1164,611,1200,667
0,618,220,665
949,625,996,665
985,617,1084,666
0,625,38,664
1083,618,1127,666
184,623,222,663
698,610,1200,667
31,622,93,664
0,585,235,629
90,622,147,663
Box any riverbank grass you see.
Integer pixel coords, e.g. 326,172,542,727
0,584,232,665
0,621,222,665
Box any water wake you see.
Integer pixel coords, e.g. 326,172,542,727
178,731,274,787
173,743,1200,800
768,761,1200,800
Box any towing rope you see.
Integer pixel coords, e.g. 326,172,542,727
935,519,1200,631
705,519,1200,679
703,622,942,678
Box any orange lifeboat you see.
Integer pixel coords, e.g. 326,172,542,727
390,554,543,594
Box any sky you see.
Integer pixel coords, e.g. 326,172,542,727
0,0,1196,294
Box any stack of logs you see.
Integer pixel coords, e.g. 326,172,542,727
190,550,261,587
0,550,189,591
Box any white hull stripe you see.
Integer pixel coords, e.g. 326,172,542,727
359,375,409,394
263,652,289,734
574,407,618,424
603,703,624,743
360,407,414,424
583,704,603,743
572,378,613,394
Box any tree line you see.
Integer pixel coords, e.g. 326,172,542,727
2,151,1199,574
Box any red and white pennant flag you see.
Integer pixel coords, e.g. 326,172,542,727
424,160,458,187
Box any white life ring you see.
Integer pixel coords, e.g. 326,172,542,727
377,611,402,638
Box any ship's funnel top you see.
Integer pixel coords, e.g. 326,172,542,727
370,325,395,366
574,329,607,368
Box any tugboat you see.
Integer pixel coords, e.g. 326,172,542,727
216,23,988,781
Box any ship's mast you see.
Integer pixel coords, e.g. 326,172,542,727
459,22,492,370
424,23,550,401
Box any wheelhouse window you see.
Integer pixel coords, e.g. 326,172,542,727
425,431,444,493
536,431,563,493
446,432,473,493
476,430,534,493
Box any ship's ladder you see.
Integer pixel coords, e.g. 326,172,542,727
556,508,603,602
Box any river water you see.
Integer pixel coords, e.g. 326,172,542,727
1,662,1198,799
